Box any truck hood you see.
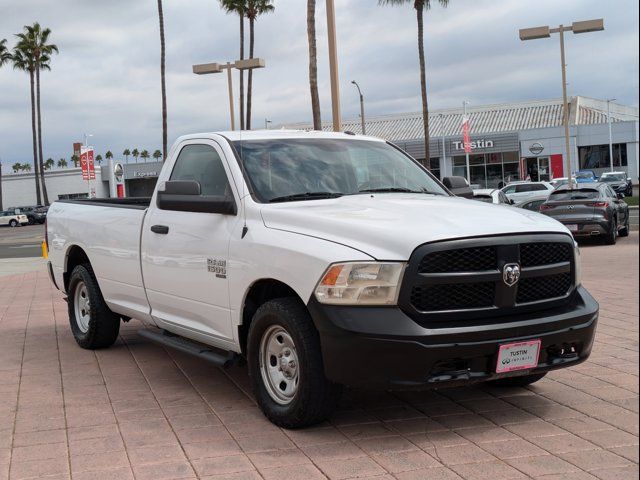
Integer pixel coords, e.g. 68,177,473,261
260,194,571,260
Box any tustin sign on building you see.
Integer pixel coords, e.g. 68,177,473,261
452,139,495,151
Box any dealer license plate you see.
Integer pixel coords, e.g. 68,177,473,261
565,224,578,232
496,340,541,374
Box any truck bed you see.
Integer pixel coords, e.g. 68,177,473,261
57,197,151,209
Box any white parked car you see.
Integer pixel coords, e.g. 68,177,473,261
472,189,513,205
0,211,29,227
45,130,599,428
501,181,553,202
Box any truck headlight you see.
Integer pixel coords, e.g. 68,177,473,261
315,262,405,305
574,242,582,287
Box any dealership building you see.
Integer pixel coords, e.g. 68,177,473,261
1,95,638,207
290,95,639,188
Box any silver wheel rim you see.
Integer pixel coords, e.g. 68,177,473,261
259,325,299,405
74,282,91,333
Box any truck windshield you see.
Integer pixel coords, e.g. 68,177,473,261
233,139,448,203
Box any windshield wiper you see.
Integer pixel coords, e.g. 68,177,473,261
268,192,344,203
359,187,444,195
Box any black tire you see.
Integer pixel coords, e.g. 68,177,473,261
487,372,547,388
605,217,617,245
9,219,18,227
68,264,120,349
619,214,630,237
247,297,342,429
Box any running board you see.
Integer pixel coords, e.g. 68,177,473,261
138,329,239,368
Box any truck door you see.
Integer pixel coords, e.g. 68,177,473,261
141,140,240,344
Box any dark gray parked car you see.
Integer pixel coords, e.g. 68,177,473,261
540,183,630,244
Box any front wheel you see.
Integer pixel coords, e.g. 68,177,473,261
9,219,18,227
487,372,547,388
68,264,120,349
247,298,342,429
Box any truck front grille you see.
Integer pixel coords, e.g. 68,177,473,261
399,234,576,326
516,272,573,304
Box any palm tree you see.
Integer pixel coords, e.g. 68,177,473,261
1,38,13,210
95,154,103,165
12,44,41,204
123,148,131,163
22,163,32,172
16,23,59,205
245,0,274,129
220,0,246,130
379,0,449,167
71,154,79,167
153,149,162,161
44,158,55,170
157,0,168,159
132,149,140,162
306,0,321,130
140,150,150,162
12,163,22,173
57,158,67,168
105,150,113,161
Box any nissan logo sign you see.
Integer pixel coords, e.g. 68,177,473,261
114,163,124,182
529,143,544,155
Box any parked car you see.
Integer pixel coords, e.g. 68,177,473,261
0,211,29,227
46,130,599,428
501,181,554,202
574,170,598,183
6,205,47,225
515,196,549,212
598,171,633,197
472,189,513,205
540,183,629,244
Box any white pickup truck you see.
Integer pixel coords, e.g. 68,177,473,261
46,130,598,428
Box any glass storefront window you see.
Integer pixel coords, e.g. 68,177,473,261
451,152,521,188
579,144,628,169
428,158,441,179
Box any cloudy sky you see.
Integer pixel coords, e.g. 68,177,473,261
0,0,638,167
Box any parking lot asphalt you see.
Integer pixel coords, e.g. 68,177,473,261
0,234,637,480
0,225,44,259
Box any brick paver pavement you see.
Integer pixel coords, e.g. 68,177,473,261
0,234,638,480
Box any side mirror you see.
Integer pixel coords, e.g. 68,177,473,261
510,199,515,205
442,176,474,199
617,193,624,199
157,180,237,215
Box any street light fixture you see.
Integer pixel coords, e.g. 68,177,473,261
192,58,266,131
83,133,93,147
264,119,272,130
519,19,604,189
351,81,366,135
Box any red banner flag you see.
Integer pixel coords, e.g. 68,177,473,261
462,117,472,154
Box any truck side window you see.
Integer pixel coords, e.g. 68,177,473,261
170,144,231,196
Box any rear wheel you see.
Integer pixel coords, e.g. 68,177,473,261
9,219,18,227
487,372,547,388
247,297,342,429
605,217,618,245
619,214,630,237
68,264,120,349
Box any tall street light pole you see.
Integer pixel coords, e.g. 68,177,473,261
326,0,341,132
519,19,604,189
607,98,616,172
463,100,471,183
193,58,266,131
351,81,366,135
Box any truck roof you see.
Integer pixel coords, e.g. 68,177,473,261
175,129,387,143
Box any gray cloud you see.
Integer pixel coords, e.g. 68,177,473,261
0,0,637,166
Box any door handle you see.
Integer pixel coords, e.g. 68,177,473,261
151,225,169,234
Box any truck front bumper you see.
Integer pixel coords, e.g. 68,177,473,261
308,286,598,389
